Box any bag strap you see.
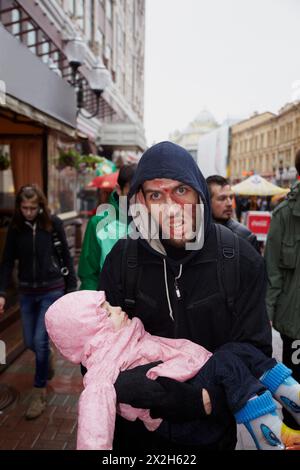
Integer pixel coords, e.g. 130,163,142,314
215,223,240,315
122,225,240,317
52,229,69,276
122,238,139,316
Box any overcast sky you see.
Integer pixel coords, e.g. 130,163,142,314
144,0,300,146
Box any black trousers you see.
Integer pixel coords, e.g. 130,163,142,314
113,342,276,451
281,333,300,429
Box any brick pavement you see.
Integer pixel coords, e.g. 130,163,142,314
0,348,82,450
0,330,283,451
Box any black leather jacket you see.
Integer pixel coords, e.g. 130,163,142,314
0,215,77,295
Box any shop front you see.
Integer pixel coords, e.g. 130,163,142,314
0,21,78,369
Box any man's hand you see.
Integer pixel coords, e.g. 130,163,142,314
149,377,206,423
0,297,5,315
114,361,167,409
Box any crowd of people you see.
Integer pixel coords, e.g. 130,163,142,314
0,142,300,451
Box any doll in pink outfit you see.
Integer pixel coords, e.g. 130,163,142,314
45,290,300,451
45,290,212,450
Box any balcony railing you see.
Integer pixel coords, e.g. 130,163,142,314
0,0,117,121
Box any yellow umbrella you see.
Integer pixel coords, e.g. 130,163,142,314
232,174,290,196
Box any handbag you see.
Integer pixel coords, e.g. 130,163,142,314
52,230,69,277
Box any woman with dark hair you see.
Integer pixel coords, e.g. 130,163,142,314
0,184,77,419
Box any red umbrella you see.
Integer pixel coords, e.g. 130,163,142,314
88,171,119,190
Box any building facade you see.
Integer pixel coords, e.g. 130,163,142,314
230,103,300,185
0,0,146,213
0,0,146,365
58,0,146,155
169,110,219,161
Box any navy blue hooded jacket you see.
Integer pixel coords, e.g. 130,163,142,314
128,141,212,241
100,141,272,448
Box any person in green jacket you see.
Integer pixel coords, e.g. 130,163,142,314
78,164,137,290
264,149,300,430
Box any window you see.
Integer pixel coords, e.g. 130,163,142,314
296,118,300,136
279,126,283,142
96,29,104,51
266,155,269,172
106,0,112,21
86,0,94,42
122,72,126,95
68,0,84,30
67,0,75,14
41,41,50,64
117,22,123,47
27,22,37,54
0,145,15,212
287,123,293,140
132,56,136,102
123,32,126,54
0,144,17,302
48,141,77,215
11,8,21,36
104,44,112,63
133,0,136,36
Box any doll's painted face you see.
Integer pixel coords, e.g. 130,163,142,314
102,301,132,331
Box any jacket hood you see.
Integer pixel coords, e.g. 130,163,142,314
45,290,145,365
128,141,212,253
45,290,109,364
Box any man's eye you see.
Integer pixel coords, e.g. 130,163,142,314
177,186,187,195
150,192,161,200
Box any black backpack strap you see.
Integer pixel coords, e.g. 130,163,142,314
215,223,240,315
121,238,139,317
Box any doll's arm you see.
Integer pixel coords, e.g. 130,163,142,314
77,381,117,450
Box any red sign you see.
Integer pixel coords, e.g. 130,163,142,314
246,211,271,241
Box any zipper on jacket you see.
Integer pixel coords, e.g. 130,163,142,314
174,264,183,299
32,222,37,288
25,221,37,287
174,279,181,299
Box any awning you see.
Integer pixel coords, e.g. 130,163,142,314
98,122,147,152
0,23,77,129
232,174,290,196
2,95,76,138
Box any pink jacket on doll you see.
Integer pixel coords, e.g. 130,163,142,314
45,290,212,450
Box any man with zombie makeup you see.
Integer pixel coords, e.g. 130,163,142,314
99,141,271,451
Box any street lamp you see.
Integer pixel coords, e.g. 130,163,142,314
64,37,111,119
64,36,87,82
